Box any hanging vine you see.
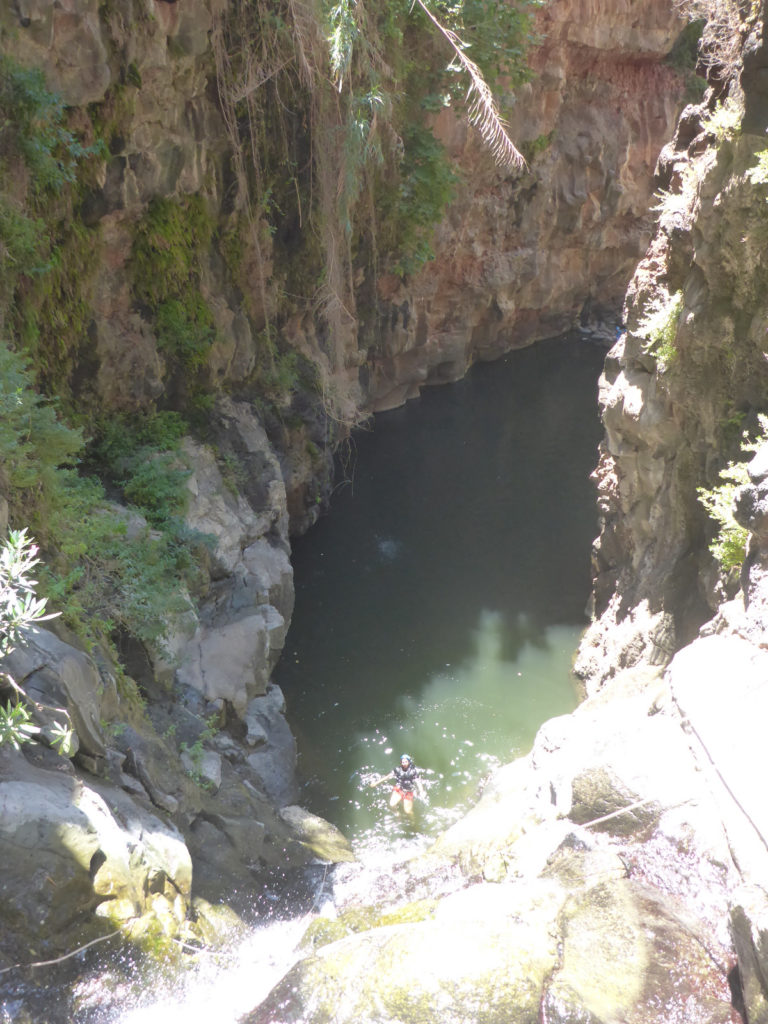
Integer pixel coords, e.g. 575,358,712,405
211,0,538,437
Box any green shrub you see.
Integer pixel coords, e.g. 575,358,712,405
0,340,83,530
131,195,214,308
0,55,102,199
746,148,768,187
697,415,768,571
0,341,206,654
0,529,74,755
130,195,217,375
638,290,683,371
0,56,103,387
156,295,216,370
702,97,742,142
379,123,458,276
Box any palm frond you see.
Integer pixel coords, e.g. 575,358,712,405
412,0,526,172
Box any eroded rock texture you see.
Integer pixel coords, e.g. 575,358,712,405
367,0,688,409
576,6,768,692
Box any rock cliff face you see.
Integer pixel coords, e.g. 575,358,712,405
236,4,768,1022
575,3,768,691
563,0,768,1017
365,0,688,408
0,0,686,427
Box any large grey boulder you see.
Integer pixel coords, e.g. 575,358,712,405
0,747,192,959
249,829,736,1024
1,626,115,758
174,404,294,716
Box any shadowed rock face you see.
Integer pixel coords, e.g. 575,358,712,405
575,24,768,695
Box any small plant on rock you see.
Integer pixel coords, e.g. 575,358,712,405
702,96,742,142
697,415,768,571
0,529,74,754
638,290,683,370
746,148,768,188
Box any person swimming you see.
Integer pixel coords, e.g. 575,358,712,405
369,754,425,814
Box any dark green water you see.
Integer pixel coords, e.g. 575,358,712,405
275,333,607,854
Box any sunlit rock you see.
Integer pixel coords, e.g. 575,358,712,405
279,806,356,864
0,747,192,958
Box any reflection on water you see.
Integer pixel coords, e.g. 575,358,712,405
277,334,606,850
329,612,580,857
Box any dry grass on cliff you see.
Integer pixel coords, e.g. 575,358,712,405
674,0,747,87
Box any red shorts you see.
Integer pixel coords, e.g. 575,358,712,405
394,787,414,803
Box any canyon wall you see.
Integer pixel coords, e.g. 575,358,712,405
0,0,688,971
370,0,688,409
0,0,687,433
575,0,768,691
243,9,768,1021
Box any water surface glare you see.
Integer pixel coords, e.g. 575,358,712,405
276,333,607,852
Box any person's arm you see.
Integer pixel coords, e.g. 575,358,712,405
369,770,394,788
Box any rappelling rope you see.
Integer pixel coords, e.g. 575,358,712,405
578,794,692,831
677,710,768,856
0,929,121,975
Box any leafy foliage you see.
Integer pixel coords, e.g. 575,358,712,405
698,461,750,570
131,196,214,309
697,416,768,571
746,148,768,187
0,341,204,654
0,529,73,755
638,290,683,371
0,700,39,750
702,97,742,141
0,528,58,657
379,124,458,275
0,55,101,200
323,0,535,272
0,56,105,408
0,340,83,533
155,296,216,371
131,195,217,375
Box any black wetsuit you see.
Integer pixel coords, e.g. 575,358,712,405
393,762,419,793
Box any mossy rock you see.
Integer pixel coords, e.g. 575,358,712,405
244,914,558,1024
190,896,246,949
298,917,350,952
375,898,438,928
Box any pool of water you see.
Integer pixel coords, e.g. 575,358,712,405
23,333,606,1024
275,333,607,855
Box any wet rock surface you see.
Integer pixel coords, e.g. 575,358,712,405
239,656,752,1023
